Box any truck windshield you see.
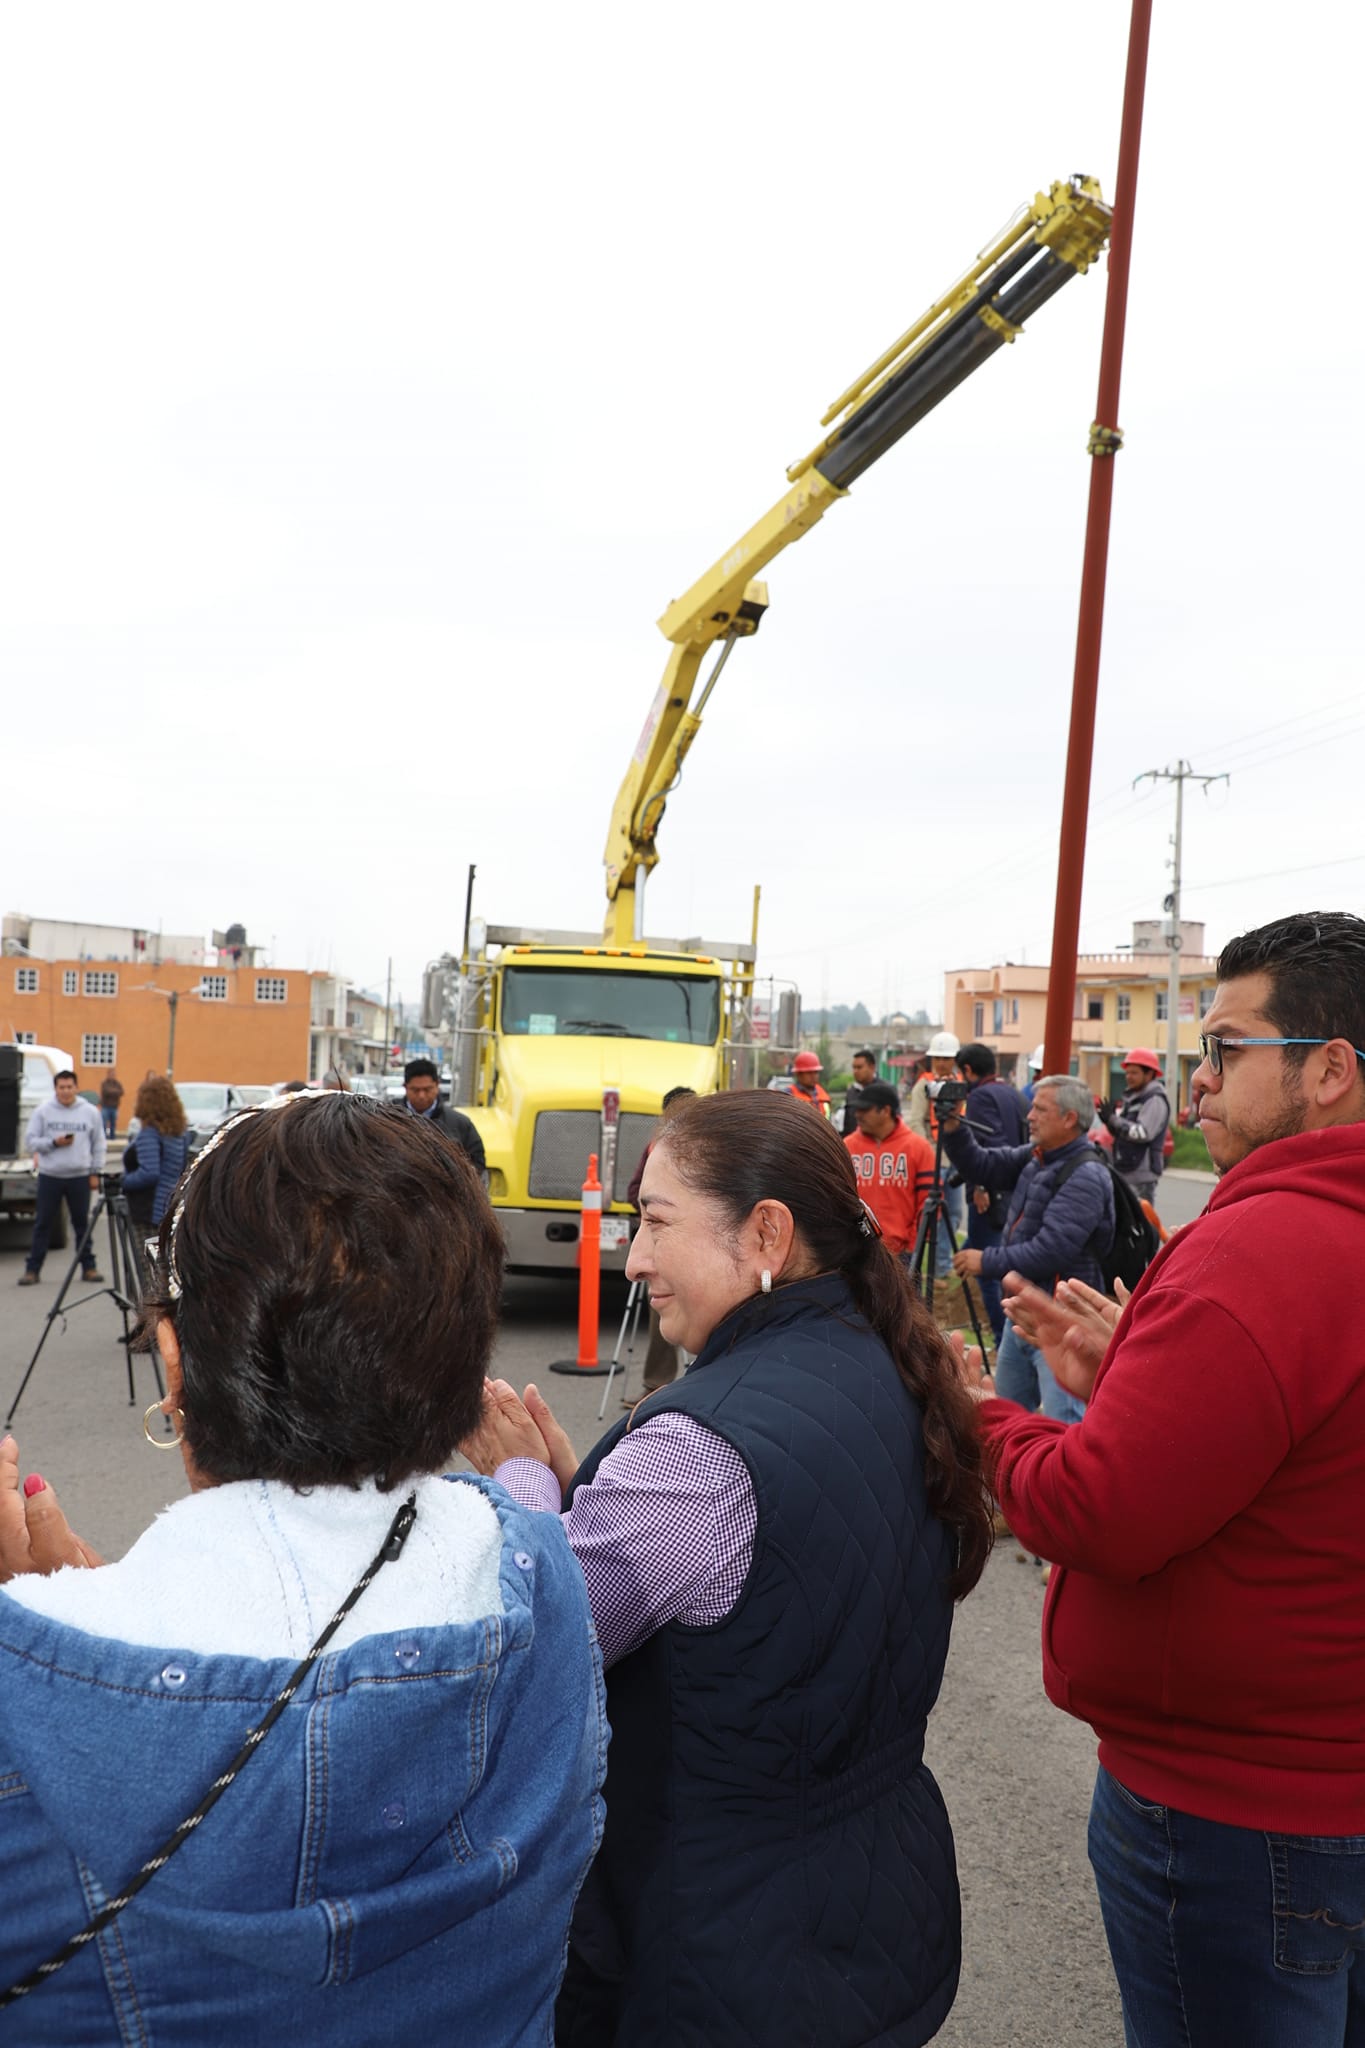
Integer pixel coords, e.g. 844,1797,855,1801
501,969,720,1046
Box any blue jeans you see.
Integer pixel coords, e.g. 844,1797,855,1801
26,1174,96,1277
1089,1765,1365,2047
100,1104,117,1136
966,1207,1005,1341
994,1322,1086,1423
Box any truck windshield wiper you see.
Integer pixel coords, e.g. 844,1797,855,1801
560,1020,643,1037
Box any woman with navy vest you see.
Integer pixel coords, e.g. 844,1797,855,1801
465,1089,993,2047
120,1072,191,1239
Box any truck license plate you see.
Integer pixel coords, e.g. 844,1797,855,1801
600,1217,631,1251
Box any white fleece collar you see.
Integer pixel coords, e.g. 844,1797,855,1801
4,1472,505,1659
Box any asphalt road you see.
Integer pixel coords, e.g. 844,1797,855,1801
0,1178,1220,2040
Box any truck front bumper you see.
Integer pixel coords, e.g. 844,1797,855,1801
495,1208,632,1275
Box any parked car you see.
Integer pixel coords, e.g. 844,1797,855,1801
346,1076,389,1100
172,1083,260,1152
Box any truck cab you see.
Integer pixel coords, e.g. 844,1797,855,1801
448,929,752,1273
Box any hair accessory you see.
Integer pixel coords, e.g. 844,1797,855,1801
143,1402,186,1449
163,1088,336,1301
760,1268,772,1295
858,1199,884,1240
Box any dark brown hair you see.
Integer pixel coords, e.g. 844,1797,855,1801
1218,911,1365,1075
655,1090,993,1598
132,1073,188,1137
143,1093,503,1491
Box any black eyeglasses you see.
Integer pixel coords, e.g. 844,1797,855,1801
1197,1034,1365,1077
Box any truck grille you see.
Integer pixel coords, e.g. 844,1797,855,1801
528,1109,662,1203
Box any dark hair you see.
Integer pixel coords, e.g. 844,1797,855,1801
1217,912,1365,1073
857,1080,901,1114
852,1048,878,1066
54,1069,76,1085
280,1079,309,1094
662,1086,697,1110
132,1074,188,1137
957,1042,996,1078
143,1094,503,1491
655,1092,992,1598
404,1057,439,1083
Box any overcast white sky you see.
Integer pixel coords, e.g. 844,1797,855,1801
4,4,1361,1019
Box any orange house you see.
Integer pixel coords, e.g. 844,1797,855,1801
5,958,310,1094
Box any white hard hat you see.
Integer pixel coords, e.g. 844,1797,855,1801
927,1031,960,1058
1028,1042,1045,1072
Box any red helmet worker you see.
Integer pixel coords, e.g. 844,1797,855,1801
790,1051,831,1119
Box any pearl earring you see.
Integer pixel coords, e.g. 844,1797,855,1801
760,1269,772,1295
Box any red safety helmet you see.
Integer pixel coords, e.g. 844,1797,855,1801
1122,1048,1163,1075
792,1050,823,1074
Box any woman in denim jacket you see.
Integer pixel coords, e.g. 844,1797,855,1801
0,1092,606,2045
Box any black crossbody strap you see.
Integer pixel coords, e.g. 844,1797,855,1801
0,1491,418,2011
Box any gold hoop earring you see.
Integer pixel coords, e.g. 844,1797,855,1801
143,1402,186,1449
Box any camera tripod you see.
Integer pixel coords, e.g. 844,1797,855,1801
908,1112,991,1362
6,1179,166,1431
597,1277,648,1419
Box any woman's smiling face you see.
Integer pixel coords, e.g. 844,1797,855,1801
625,1144,752,1354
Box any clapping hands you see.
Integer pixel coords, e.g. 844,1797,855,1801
0,1436,104,1579
460,1382,580,1492
1001,1272,1129,1403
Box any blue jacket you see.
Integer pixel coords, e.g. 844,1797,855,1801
942,1127,1114,1290
559,1273,961,2048
120,1124,190,1224
0,1478,606,2045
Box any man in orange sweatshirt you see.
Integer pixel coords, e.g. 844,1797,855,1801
843,1081,934,1258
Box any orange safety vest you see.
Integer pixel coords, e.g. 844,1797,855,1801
792,1082,831,1118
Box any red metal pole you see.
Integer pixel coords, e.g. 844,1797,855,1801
1042,0,1154,1078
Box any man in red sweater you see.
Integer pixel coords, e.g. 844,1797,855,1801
972,911,1365,2046
843,1081,934,1257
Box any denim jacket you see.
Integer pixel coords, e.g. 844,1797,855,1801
0,1474,607,2045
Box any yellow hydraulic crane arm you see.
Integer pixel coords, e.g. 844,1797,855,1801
603,175,1111,943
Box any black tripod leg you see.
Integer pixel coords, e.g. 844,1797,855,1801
6,1196,108,1430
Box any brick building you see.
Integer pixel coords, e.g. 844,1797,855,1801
4,954,312,1092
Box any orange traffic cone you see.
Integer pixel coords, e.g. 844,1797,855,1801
550,1154,610,1376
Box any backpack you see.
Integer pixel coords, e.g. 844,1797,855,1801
1054,1146,1160,1296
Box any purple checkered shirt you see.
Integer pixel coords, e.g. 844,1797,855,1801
495,1410,756,1667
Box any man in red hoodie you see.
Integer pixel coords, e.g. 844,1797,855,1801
971,911,1365,2046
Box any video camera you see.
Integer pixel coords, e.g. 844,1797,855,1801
924,1077,970,1116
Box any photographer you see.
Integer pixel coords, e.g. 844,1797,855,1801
1099,1049,1170,1201
956,1043,1029,1342
17,1072,105,1287
939,1074,1113,1420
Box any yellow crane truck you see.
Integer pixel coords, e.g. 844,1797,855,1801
433,177,1111,1272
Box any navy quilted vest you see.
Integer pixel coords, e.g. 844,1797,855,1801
556,1272,961,2048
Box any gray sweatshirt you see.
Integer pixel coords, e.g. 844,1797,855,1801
25,1097,107,1178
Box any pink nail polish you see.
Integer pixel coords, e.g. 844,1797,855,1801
23,1474,46,1498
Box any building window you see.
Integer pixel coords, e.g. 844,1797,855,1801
62,969,78,995
1199,986,1214,1018
255,976,288,1004
1156,991,1170,1022
14,966,38,993
13,1030,36,1045
82,1033,116,1065
992,1000,1004,1034
973,1001,984,1037
83,970,119,997
201,974,228,1002
1086,995,1104,1021
1117,992,1131,1023
1011,999,1019,1023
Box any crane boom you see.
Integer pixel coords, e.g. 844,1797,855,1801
603,175,1111,942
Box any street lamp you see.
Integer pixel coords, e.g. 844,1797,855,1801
137,985,206,1079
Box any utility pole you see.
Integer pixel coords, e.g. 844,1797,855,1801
1133,761,1229,1110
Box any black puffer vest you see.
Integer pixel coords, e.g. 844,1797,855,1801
556,1272,961,2048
